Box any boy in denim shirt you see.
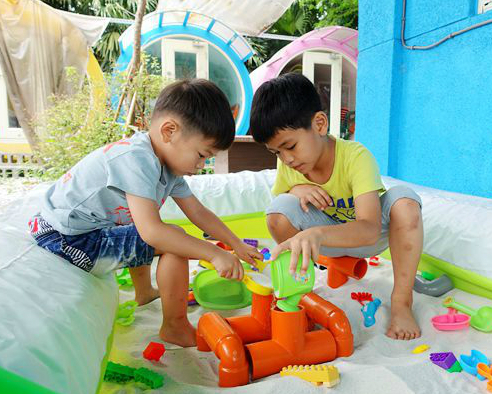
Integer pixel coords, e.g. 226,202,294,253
30,79,262,347
250,73,423,340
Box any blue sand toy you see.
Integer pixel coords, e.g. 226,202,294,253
361,298,382,327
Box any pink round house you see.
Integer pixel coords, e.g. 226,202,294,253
250,26,358,138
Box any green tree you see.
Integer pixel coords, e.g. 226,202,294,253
35,63,169,179
270,1,317,36
247,0,358,72
316,0,358,30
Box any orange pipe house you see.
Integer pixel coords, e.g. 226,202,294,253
196,292,353,387
317,255,368,288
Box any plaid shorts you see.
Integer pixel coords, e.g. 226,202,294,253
29,214,155,276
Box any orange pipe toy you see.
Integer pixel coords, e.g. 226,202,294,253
196,312,249,387
246,307,337,380
225,293,273,344
300,292,353,357
317,255,368,288
196,292,353,387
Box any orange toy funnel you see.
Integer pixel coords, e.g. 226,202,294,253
317,255,368,288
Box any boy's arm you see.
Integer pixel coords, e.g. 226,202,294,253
318,190,382,247
271,190,382,274
173,194,263,265
126,193,244,279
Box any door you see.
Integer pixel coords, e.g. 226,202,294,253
0,66,24,144
302,51,342,138
161,38,209,80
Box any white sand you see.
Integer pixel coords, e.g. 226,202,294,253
101,246,492,394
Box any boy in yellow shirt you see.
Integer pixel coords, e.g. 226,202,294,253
249,73,423,340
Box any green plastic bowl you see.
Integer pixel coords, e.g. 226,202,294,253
192,264,252,310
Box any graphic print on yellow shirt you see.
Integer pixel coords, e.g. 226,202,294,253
271,138,385,224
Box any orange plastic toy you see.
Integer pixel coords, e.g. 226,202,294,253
317,255,368,288
196,292,353,387
477,363,492,393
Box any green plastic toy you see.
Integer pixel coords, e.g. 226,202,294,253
116,300,138,326
116,268,133,288
421,271,436,281
104,362,136,383
192,263,253,310
134,367,164,389
443,296,492,332
103,362,164,389
271,251,315,312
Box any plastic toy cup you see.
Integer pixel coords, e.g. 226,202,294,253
271,251,315,312
116,300,138,326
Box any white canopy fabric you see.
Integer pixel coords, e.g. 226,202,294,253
57,9,109,47
0,0,90,147
157,0,295,36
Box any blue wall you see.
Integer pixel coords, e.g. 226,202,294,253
356,0,492,198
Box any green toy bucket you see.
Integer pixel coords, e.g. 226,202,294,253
271,252,315,312
192,264,253,310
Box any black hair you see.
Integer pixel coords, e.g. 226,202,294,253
152,79,235,150
249,72,322,143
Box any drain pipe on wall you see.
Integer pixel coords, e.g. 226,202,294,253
401,0,492,49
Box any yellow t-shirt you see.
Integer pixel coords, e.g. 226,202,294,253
271,138,385,223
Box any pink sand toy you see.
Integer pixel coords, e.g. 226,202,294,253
431,308,470,331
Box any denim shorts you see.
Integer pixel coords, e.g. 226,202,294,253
266,185,422,258
29,214,155,276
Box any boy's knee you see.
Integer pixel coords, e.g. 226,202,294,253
390,198,422,230
267,213,293,233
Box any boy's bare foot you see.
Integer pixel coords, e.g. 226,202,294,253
135,287,160,306
386,300,421,340
159,319,197,347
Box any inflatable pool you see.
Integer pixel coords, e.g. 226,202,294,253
1,169,491,393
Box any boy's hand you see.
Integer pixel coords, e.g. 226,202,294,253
210,249,245,280
231,240,264,267
270,228,322,276
289,184,333,212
